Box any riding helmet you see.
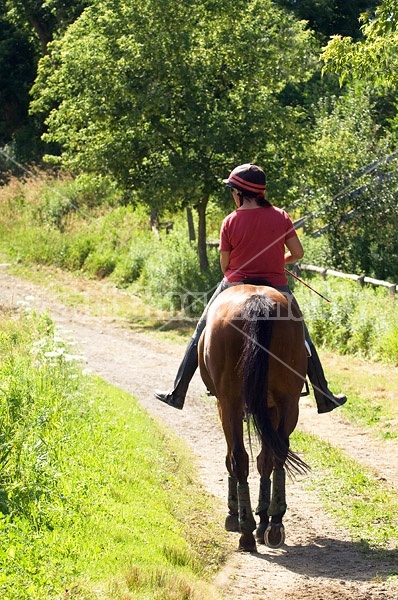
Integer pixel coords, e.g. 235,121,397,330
223,163,266,197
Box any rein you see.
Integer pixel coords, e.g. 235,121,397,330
285,268,331,303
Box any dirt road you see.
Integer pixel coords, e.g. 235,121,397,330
1,266,397,600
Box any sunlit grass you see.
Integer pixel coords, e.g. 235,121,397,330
319,351,398,439
0,309,229,599
293,430,398,558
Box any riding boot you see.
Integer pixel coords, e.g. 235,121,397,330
154,337,199,409
307,343,347,414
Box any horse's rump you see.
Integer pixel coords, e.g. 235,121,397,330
199,284,308,473
200,284,305,400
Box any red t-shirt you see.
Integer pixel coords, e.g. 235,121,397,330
219,206,297,285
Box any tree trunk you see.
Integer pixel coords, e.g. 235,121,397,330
197,197,209,272
150,208,159,236
186,207,196,242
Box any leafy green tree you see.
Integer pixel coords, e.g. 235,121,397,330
31,0,316,270
276,0,380,42
300,86,398,280
317,0,398,280
322,0,398,87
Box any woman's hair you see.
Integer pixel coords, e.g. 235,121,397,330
255,196,272,207
239,191,271,207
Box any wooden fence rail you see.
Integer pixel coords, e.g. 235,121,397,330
206,242,396,296
294,263,397,296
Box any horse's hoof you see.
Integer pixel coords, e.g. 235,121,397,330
225,513,240,532
238,532,257,553
265,524,285,549
256,521,269,545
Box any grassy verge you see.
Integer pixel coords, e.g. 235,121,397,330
293,430,398,576
0,309,229,599
320,352,398,439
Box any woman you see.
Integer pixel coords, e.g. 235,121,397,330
155,163,346,414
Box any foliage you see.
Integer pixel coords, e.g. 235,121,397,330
292,274,398,364
322,0,398,89
4,0,90,51
0,310,83,522
0,309,227,598
0,174,154,281
29,0,318,270
294,1,398,281
298,87,398,281
0,14,41,169
276,0,379,42
0,0,90,167
139,229,221,316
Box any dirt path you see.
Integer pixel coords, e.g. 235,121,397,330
1,267,397,600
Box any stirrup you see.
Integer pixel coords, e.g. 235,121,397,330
300,380,310,397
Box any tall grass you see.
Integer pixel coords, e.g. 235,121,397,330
0,308,227,599
292,274,398,364
0,174,154,284
0,173,397,362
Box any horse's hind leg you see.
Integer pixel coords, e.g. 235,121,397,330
255,475,271,544
256,443,287,548
225,475,239,532
255,449,273,544
265,468,287,549
221,402,256,552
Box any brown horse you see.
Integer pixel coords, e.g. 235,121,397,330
198,284,309,552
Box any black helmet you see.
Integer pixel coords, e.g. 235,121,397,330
223,163,266,197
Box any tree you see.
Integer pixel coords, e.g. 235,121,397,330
0,0,89,167
276,0,380,42
299,86,398,280
0,13,38,172
31,0,316,271
316,0,398,280
322,0,398,88
5,0,89,53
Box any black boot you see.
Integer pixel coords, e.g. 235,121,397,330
154,338,199,409
307,344,347,414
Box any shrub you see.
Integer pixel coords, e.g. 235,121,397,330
139,232,221,316
294,277,398,364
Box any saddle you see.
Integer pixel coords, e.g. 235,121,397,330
240,277,274,287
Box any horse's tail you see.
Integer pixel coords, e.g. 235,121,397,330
240,294,308,475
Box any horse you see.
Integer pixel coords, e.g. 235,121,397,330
198,284,310,552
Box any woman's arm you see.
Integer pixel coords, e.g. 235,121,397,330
284,235,304,264
220,251,230,274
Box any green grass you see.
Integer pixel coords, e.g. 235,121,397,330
293,430,398,564
292,273,398,365
314,351,398,440
0,309,228,599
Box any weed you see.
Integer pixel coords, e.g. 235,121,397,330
0,309,227,599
